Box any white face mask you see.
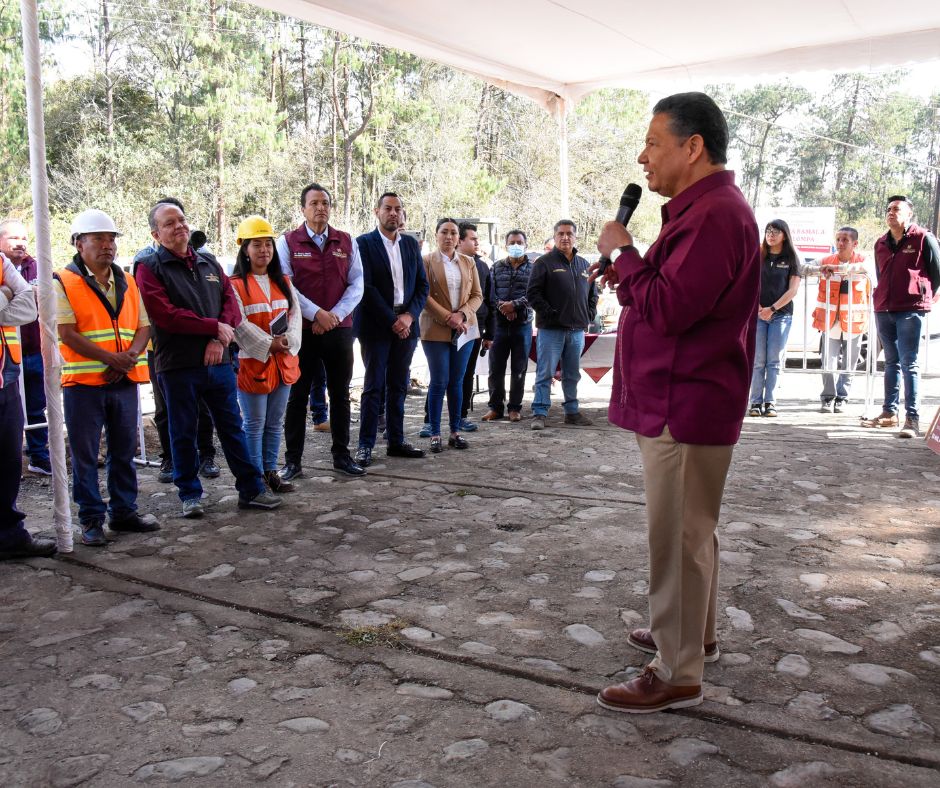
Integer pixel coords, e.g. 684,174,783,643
507,244,526,258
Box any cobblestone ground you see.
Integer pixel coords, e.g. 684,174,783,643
2,379,939,787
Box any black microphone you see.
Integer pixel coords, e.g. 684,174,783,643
596,183,642,276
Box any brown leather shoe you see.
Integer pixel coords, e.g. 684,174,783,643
508,411,522,422
265,470,295,494
627,628,719,663
860,411,898,428
314,421,331,432
481,410,503,421
597,667,702,714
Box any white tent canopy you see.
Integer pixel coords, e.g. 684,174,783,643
250,0,940,110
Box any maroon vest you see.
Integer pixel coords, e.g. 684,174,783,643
873,223,933,313
284,223,354,328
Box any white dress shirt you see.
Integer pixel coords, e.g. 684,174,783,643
441,252,462,311
381,231,405,306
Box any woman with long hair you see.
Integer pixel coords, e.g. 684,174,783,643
419,218,483,453
229,216,302,491
748,219,802,417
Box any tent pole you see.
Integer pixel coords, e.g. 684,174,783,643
19,0,73,552
557,99,570,218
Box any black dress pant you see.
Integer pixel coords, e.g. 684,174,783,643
284,327,353,464
460,337,483,419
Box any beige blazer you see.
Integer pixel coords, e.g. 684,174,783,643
419,251,483,342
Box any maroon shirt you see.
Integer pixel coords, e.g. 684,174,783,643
135,247,241,335
609,170,759,446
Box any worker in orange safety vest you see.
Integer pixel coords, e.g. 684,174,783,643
56,209,159,546
811,226,870,413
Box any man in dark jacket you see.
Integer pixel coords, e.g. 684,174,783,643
136,200,281,518
526,220,597,430
483,229,533,422
455,222,491,431
353,192,429,466
861,195,940,438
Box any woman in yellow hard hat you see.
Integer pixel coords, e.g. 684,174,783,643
229,216,301,493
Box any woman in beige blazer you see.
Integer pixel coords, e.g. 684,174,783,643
420,218,483,453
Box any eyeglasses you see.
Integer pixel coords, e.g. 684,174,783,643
765,228,783,236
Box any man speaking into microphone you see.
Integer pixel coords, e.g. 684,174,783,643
593,92,759,713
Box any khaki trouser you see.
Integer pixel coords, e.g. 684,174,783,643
636,426,734,686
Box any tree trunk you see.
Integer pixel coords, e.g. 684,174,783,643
210,0,225,254
299,22,309,133
101,0,114,141
834,75,860,194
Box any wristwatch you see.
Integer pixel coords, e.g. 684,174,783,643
769,305,777,313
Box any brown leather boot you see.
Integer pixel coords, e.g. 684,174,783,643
265,469,295,494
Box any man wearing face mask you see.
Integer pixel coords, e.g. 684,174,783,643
483,230,533,422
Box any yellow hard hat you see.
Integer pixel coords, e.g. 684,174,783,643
236,215,275,245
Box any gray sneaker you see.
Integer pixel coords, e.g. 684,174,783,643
182,498,205,519
531,415,546,431
564,412,593,426
239,491,282,510
898,418,920,438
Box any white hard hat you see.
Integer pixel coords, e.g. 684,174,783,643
70,209,121,244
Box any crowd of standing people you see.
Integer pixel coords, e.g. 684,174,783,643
1,90,938,723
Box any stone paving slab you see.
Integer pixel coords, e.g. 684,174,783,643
1,560,938,787
4,385,940,785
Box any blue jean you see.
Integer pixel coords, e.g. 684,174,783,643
488,322,533,414
876,310,924,419
0,381,30,548
237,383,292,473
532,328,584,416
359,332,419,449
63,383,139,524
159,364,264,502
749,314,792,405
22,352,49,463
422,339,474,437
308,358,328,424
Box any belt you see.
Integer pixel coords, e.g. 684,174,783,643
393,305,408,314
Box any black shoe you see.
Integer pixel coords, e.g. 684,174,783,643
279,462,304,482
333,456,367,477
429,437,443,454
0,538,57,560
448,435,469,450
198,458,221,479
157,459,174,484
355,446,373,467
833,398,845,414
387,442,425,459
264,469,294,494
564,412,593,426
109,513,160,533
819,398,833,413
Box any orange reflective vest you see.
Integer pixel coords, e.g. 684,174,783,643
230,274,300,394
0,264,22,366
811,253,870,335
57,266,149,387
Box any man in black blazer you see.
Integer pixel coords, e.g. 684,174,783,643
354,192,429,466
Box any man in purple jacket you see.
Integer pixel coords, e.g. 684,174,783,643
593,93,759,714
0,220,50,475
861,196,940,438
